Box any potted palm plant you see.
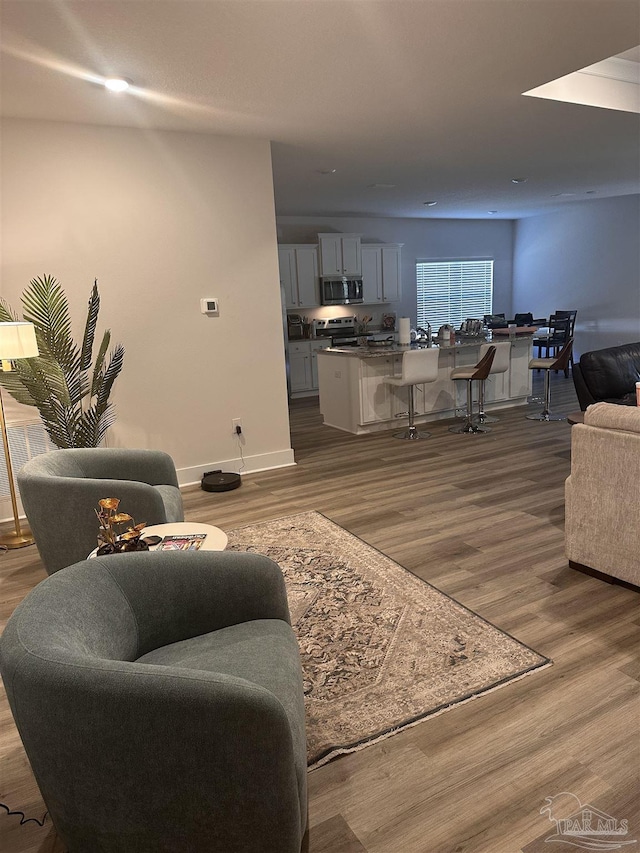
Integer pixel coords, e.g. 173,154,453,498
0,275,125,448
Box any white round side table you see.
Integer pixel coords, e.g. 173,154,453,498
89,521,228,558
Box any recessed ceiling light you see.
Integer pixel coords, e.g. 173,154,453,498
511,178,528,184
369,183,396,188
317,169,337,175
551,192,576,198
104,77,130,93
423,201,438,207
488,210,498,215
585,190,597,194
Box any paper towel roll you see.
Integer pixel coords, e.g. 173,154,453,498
399,317,411,345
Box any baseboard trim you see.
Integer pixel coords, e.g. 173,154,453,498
177,448,296,488
568,560,640,592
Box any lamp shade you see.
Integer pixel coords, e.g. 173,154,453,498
0,322,39,359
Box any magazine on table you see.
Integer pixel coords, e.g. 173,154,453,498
158,533,206,551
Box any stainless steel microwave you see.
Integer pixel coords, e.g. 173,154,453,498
320,276,364,305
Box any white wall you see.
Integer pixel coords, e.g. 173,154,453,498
1,119,294,485
277,216,514,327
513,195,640,356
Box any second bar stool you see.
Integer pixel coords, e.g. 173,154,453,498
448,346,496,434
384,348,440,440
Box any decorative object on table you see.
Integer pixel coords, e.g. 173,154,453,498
227,511,551,769
95,497,150,554
158,533,206,551
381,312,396,331
0,321,39,548
0,275,124,448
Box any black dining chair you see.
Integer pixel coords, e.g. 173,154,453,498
533,314,571,375
483,313,507,328
512,312,534,326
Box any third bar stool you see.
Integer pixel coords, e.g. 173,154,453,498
526,339,573,421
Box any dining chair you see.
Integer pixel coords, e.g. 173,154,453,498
533,314,570,367
554,310,577,373
512,312,534,326
483,313,507,328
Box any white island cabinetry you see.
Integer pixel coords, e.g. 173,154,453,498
317,338,533,434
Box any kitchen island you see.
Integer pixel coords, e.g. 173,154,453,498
316,337,533,434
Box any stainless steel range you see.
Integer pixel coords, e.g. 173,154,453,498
313,317,357,344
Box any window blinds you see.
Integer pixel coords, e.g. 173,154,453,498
416,259,494,329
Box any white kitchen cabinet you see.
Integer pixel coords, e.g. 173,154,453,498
288,344,312,393
278,245,319,309
318,233,362,276
361,246,382,303
380,245,402,302
288,341,329,396
360,244,403,303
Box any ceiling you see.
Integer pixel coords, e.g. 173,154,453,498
2,0,639,219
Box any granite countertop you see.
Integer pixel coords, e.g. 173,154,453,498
321,334,534,357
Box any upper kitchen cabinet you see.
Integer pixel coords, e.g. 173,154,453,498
361,243,403,303
278,244,319,309
318,233,362,276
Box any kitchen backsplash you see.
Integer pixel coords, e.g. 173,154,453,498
287,307,397,335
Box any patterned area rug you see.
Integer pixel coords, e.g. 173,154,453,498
227,511,551,770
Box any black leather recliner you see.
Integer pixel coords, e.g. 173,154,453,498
572,342,640,410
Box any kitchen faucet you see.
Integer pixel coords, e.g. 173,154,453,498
416,323,432,346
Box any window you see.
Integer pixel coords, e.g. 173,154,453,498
416,258,493,329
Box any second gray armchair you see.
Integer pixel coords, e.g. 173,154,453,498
18,447,184,574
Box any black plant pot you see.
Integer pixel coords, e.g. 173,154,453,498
96,539,150,556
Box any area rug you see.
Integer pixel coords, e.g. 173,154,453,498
227,511,551,770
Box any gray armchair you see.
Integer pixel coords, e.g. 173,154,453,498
0,550,308,853
17,448,184,574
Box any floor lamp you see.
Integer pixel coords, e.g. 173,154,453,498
0,322,39,548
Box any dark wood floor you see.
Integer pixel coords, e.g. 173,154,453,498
1,372,638,853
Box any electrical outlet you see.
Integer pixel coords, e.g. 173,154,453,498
232,418,242,436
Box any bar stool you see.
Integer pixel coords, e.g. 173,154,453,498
477,341,511,425
384,348,440,440
526,339,573,421
448,346,496,434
